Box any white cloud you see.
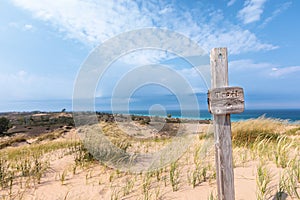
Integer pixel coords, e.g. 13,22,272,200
11,0,153,45
8,22,19,28
229,59,300,78
196,28,277,54
270,66,300,77
238,0,267,24
11,0,276,57
175,67,209,92
260,2,291,28
159,6,173,14
23,24,33,31
227,0,237,7
118,50,173,66
95,61,209,100
0,70,73,100
229,59,275,70
8,22,34,31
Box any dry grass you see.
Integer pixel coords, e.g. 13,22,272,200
0,135,28,150
231,117,300,147
231,117,300,199
0,117,299,199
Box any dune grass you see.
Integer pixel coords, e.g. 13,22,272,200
0,117,299,199
231,117,285,147
231,117,300,198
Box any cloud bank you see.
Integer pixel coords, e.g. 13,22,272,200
11,0,276,55
238,0,268,24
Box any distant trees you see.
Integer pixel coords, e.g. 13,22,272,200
0,117,10,135
131,115,151,125
51,116,74,126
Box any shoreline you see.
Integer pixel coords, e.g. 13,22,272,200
0,111,299,199
1,109,300,123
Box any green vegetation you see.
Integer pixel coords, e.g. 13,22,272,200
232,117,282,147
0,117,10,135
130,115,151,125
231,117,300,198
285,126,300,136
0,135,27,150
0,116,299,199
279,157,300,198
169,161,180,192
256,162,272,200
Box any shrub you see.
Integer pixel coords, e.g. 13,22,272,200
0,117,10,135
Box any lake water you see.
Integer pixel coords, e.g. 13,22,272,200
106,109,300,122
1,100,299,122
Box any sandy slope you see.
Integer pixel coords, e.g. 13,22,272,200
1,121,299,200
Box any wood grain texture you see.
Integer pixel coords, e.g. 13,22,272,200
210,48,235,200
208,87,244,115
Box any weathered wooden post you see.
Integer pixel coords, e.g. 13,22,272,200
208,48,245,200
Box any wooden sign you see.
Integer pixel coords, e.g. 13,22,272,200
208,47,246,200
208,87,244,115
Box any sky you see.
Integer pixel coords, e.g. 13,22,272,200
0,0,300,112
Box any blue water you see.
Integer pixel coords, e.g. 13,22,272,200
1,100,299,122
109,109,300,122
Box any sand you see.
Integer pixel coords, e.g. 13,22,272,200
0,120,299,200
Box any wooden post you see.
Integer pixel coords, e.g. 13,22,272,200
210,48,235,200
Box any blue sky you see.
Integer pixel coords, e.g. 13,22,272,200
0,0,299,112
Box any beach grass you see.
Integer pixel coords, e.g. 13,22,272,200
0,116,299,199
